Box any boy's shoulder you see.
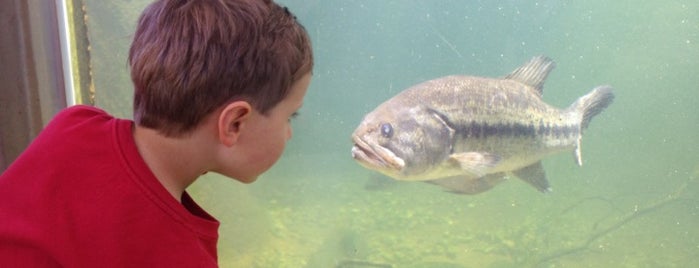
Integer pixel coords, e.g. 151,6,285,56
46,105,121,133
56,104,110,120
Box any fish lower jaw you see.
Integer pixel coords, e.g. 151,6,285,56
351,144,405,171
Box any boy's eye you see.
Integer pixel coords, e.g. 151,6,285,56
288,112,300,122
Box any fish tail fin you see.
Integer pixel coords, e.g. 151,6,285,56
567,85,614,166
569,85,615,131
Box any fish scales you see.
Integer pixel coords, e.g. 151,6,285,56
351,55,614,194
402,76,580,166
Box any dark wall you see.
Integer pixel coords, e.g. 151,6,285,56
0,0,66,172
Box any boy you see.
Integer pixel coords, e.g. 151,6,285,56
0,0,313,266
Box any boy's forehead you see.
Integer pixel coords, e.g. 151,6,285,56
263,72,310,114
291,72,312,99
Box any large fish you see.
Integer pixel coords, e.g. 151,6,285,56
351,56,614,194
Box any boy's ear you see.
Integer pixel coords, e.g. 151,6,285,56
218,101,252,147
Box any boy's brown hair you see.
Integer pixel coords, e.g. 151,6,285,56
129,0,313,137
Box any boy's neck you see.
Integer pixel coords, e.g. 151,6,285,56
132,124,212,202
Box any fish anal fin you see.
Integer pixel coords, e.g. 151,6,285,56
504,55,555,96
449,152,501,178
512,161,552,193
427,173,507,195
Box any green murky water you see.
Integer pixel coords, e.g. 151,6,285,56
83,1,699,267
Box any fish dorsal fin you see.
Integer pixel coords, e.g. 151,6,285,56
504,55,556,97
512,161,552,193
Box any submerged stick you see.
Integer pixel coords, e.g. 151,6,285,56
536,175,696,265
336,259,393,268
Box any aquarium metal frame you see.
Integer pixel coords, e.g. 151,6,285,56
55,0,95,106
57,0,76,106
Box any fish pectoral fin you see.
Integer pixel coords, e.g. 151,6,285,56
448,152,501,177
512,161,552,193
427,173,507,195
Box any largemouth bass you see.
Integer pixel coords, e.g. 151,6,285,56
351,56,614,194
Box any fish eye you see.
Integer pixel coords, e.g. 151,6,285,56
380,123,393,138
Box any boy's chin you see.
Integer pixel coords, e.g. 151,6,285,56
233,175,259,184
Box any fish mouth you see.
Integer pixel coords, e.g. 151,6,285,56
351,137,405,171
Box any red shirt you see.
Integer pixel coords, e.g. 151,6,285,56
0,105,219,267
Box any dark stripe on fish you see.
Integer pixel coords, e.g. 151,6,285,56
458,121,577,139
428,108,577,139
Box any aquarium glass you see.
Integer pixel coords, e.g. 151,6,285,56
78,0,699,267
